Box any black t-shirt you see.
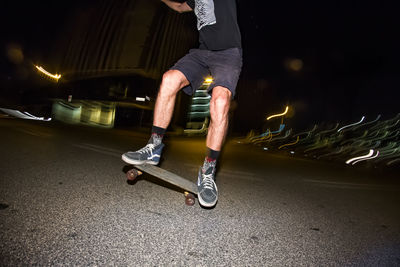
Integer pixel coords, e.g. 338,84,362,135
186,0,242,50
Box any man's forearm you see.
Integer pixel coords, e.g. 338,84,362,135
161,0,192,13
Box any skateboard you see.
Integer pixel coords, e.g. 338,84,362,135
126,164,198,206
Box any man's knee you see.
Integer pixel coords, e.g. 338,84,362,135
161,70,189,91
211,86,232,109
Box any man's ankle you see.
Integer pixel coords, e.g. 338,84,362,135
205,147,220,163
148,133,163,146
149,126,166,146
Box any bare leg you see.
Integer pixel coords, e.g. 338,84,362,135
153,70,190,129
206,86,232,151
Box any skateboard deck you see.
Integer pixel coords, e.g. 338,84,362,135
126,164,198,206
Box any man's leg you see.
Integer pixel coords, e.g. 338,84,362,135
153,70,190,129
197,86,232,208
206,86,232,152
122,70,189,165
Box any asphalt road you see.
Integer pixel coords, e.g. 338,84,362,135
1,118,399,266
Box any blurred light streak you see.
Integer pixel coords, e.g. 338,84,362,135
269,129,292,142
294,125,318,138
35,65,61,80
375,147,399,161
191,103,210,108
317,146,348,159
135,97,146,102
353,115,381,130
271,124,285,134
379,142,397,152
345,149,374,164
253,124,286,144
192,96,211,100
304,139,329,153
279,136,300,149
266,106,289,120
0,108,51,121
339,130,368,146
337,116,365,132
386,120,400,130
351,150,380,165
387,158,400,166
294,125,318,144
317,123,339,135
370,140,382,149
184,118,208,135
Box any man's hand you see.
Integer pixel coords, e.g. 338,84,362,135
161,0,193,13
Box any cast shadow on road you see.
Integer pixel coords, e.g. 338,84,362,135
121,164,216,209
122,164,188,195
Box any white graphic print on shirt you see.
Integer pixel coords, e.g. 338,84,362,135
194,0,216,30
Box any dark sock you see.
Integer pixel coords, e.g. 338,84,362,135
206,148,220,162
151,125,166,136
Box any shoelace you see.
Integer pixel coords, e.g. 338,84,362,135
138,144,155,154
201,173,215,190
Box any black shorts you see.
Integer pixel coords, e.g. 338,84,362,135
170,47,243,98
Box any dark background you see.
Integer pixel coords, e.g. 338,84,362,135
1,0,398,132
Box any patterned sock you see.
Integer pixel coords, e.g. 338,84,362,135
149,126,166,146
148,133,163,146
206,148,220,162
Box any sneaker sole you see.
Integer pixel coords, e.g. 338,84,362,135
198,194,218,208
121,154,158,165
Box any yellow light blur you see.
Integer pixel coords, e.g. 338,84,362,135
278,136,300,149
204,77,213,84
285,58,303,72
289,59,303,71
35,65,61,80
266,106,289,120
6,44,24,64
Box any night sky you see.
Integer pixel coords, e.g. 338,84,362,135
2,0,398,131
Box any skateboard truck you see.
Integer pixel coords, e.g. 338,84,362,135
126,165,197,206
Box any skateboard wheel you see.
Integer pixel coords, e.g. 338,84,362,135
126,169,142,181
184,192,195,206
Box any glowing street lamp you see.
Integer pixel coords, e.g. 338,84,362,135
204,77,213,85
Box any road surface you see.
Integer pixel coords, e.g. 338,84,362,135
1,118,399,266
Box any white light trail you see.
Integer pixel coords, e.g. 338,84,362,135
192,96,211,100
337,116,365,132
345,149,374,165
351,150,380,165
0,108,51,121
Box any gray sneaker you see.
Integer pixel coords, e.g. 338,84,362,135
122,143,164,165
197,160,218,207
122,133,165,166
